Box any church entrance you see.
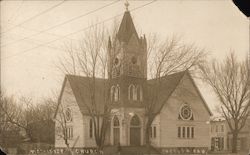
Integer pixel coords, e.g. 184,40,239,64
113,128,120,145
130,115,141,146
113,116,120,145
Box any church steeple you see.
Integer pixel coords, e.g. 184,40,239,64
108,1,147,109
116,4,139,43
108,2,147,79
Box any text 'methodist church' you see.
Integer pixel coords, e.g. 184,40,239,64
55,4,212,154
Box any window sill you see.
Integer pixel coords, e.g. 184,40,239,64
177,138,195,140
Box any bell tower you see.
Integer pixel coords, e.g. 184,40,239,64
108,2,146,146
108,2,147,107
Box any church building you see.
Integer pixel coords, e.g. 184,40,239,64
54,4,212,154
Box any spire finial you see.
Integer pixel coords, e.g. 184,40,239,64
124,0,129,11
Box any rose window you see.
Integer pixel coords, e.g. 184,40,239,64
179,104,193,120
65,108,72,122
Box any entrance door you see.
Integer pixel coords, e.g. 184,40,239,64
130,115,141,146
113,116,120,145
113,128,120,145
130,127,141,146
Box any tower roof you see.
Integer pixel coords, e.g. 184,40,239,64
117,11,139,43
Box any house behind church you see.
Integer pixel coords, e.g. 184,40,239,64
210,116,250,152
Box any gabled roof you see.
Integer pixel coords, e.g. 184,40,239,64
147,71,186,114
55,75,108,117
117,11,139,43
55,71,212,118
147,71,212,116
186,72,213,116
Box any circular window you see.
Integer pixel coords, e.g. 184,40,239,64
65,108,72,122
131,56,137,64
180,104,192,120
114,57,119,65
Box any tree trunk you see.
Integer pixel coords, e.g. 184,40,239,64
231,131,238,153
145,123,150,144
145,125,151,154
145,116,154,154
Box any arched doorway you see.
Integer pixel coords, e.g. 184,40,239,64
113,116,120,145
130,115,141,146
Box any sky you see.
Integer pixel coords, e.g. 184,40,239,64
0,0,249,111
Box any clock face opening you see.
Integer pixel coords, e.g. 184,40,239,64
131,56,137,64
114,57,119,65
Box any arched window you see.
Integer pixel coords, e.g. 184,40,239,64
114,85,120,102
118,86,120,100
89,119,93,138
111,86,116,101
136,85,143,101
133,87,137,100
113,116,120,127
113,115,120,145
128,85,133,100
130,115,140,126
128,84,136,100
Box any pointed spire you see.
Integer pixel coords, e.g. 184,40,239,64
117,7,138,43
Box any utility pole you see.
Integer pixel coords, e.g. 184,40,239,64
248,17,250,68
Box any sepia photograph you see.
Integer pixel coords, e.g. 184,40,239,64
0,0,249,155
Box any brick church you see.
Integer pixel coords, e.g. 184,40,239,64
54,4,212,154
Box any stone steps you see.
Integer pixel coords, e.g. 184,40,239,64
103,145,161,155
120,146,161,155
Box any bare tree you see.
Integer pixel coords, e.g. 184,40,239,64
26,98,56,144
0,96,30,138
0,95,56,145
145,35,206,150
57,23,113,151
199,52,250,153
0,94,23,147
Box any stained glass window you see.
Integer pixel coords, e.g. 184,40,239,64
65,108,72,122
180,104,193,120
